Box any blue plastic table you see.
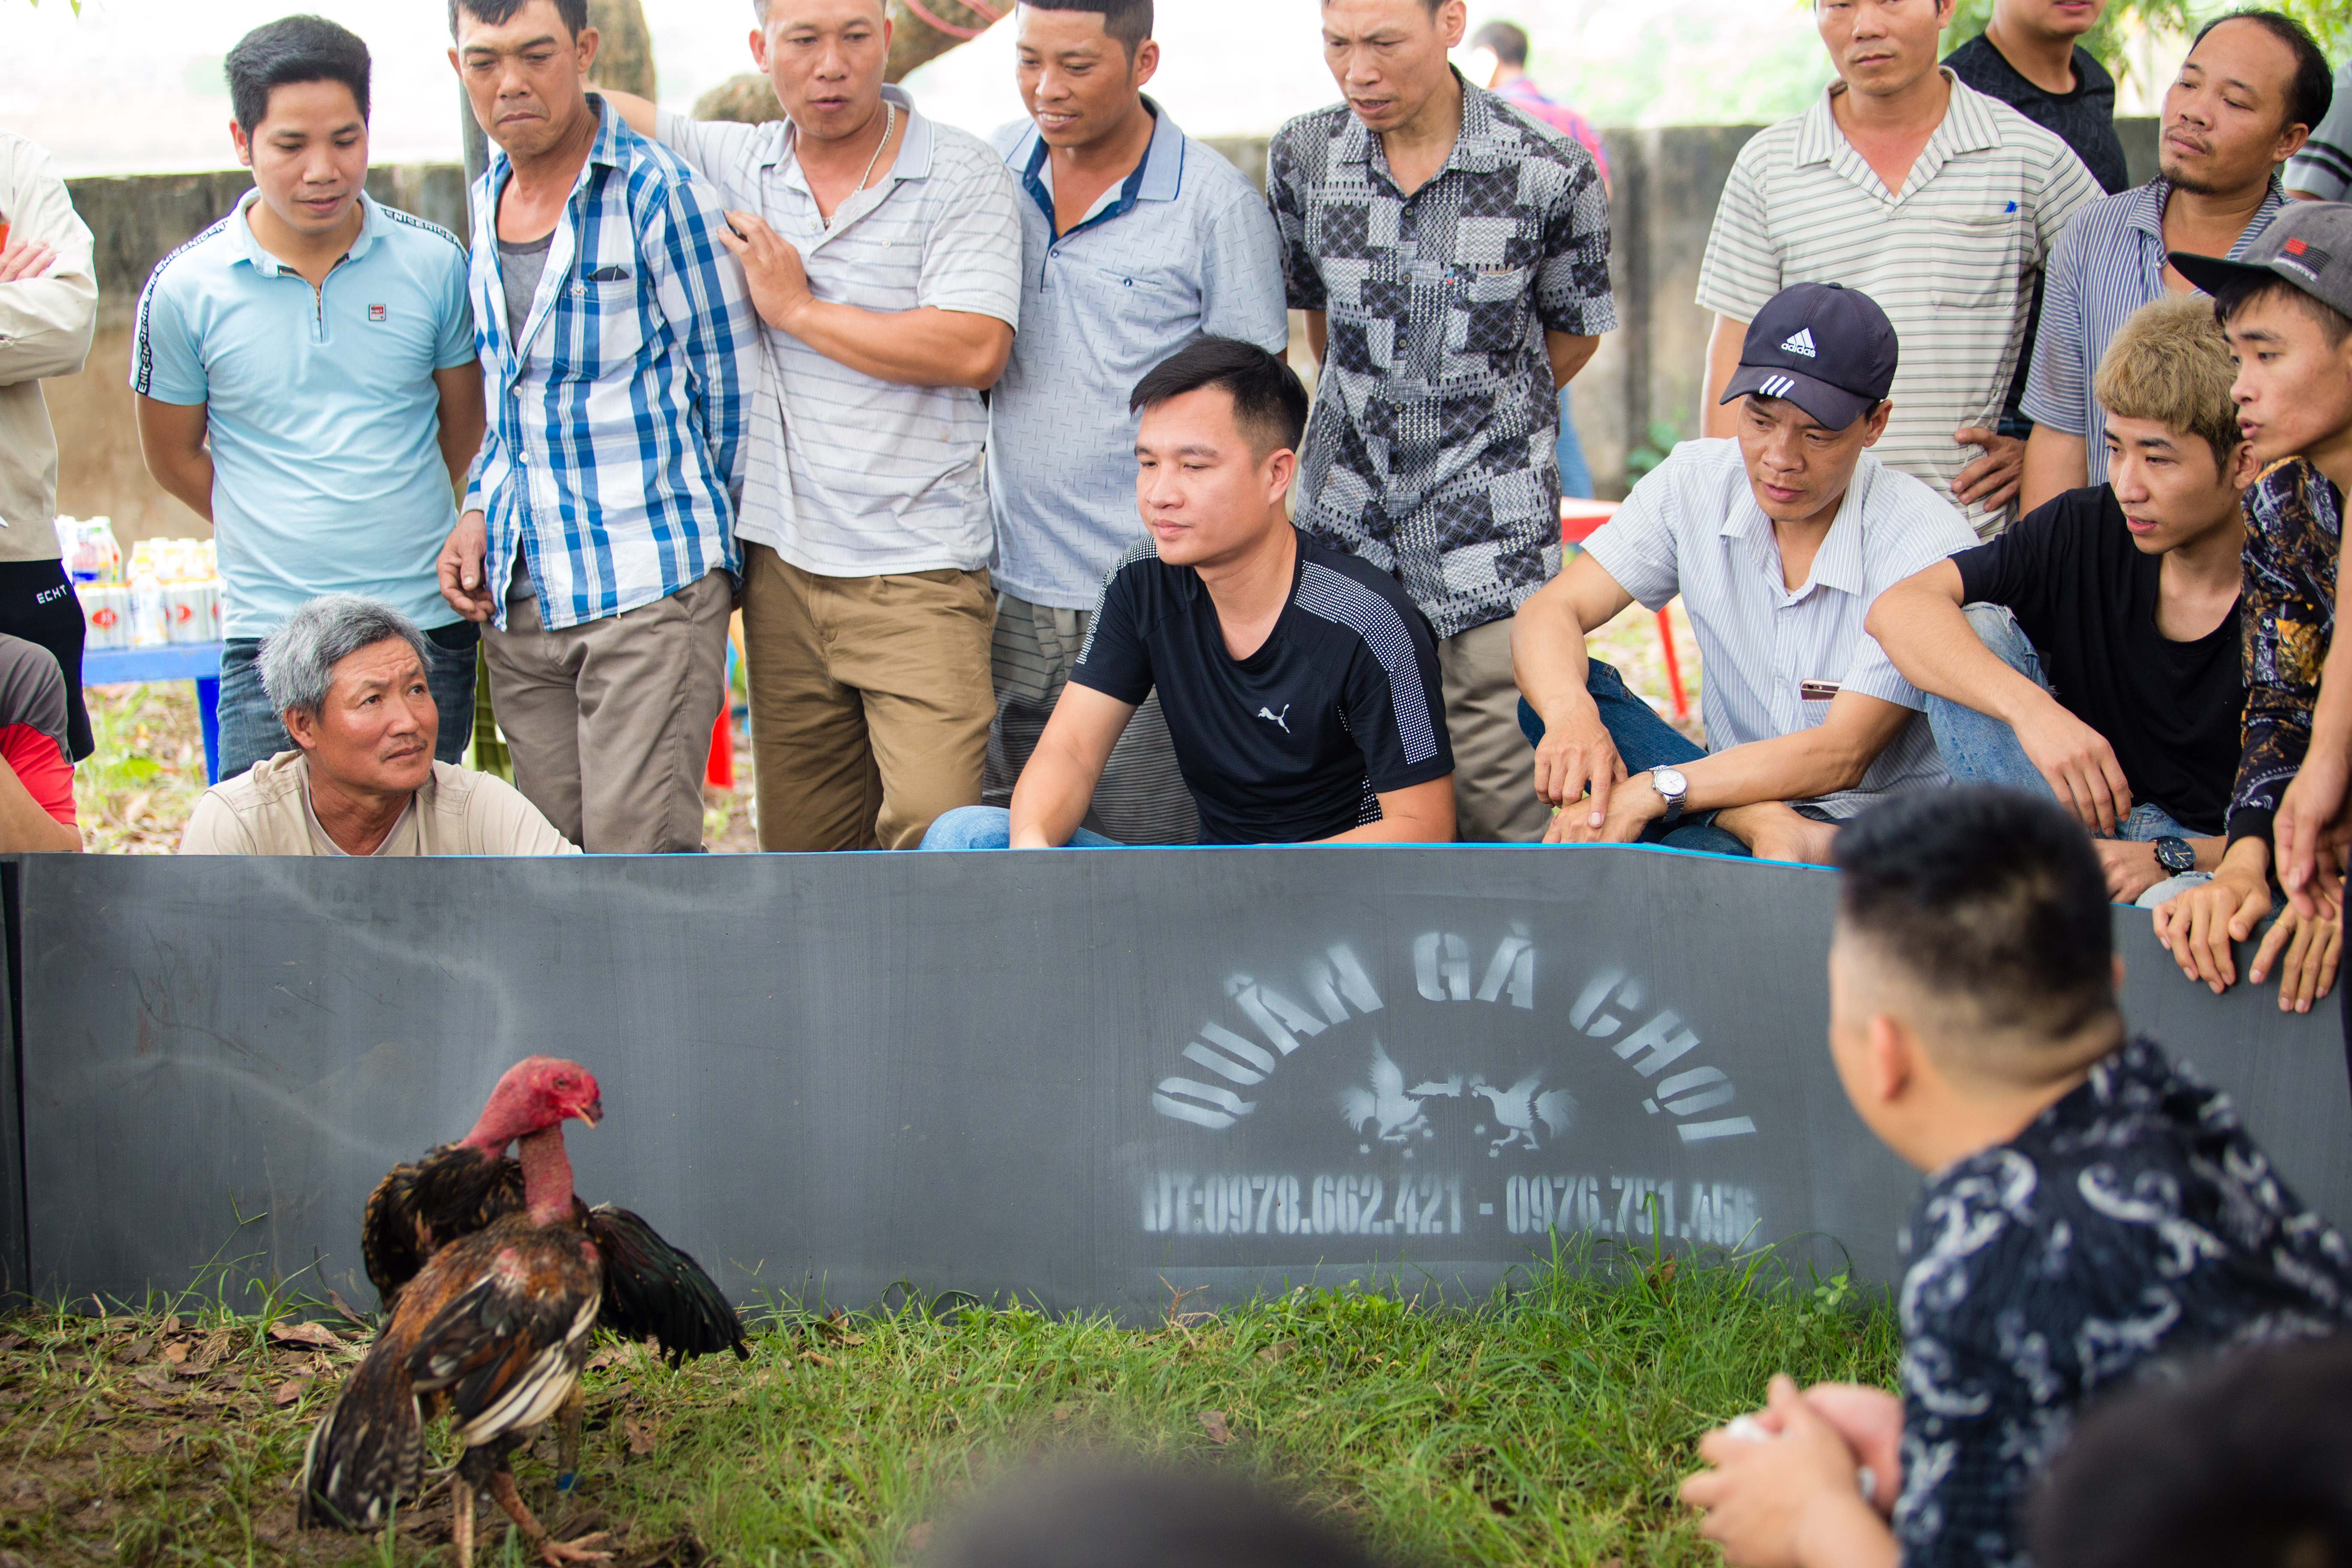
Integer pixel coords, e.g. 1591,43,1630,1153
82,642,223,783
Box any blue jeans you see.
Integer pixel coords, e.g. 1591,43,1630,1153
920,805,1125,850
1928,604,2211,906
1556,390,1594,502
1516,661,1751,858
217,623,479,781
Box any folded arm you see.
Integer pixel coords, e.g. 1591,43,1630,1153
1009,683,1136,848
0,165,96,384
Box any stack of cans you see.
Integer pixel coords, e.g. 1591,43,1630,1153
64,525,224,652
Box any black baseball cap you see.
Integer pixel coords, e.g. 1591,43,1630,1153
2171,202,2352,321
1718,282,1900,432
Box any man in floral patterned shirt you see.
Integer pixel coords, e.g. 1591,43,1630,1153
1681,788,2352,1568
1269,0,1614,844
2153,204,2352,1015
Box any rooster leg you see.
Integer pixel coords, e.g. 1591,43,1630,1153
555,1384,586,1493
487,1466,612,1566
452,1476,475,1568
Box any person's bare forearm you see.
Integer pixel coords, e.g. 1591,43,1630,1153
1321,779,1456,845
1007,738,1101,849
0,764,77,852
1870,583,2057,726
1511,594,1601,734
1701,314,1746,438
1674,726,1882,813
1304,310,1326,369
145,448,214,524
782,302,1010,389
1547,332,1598,391
2019,426,2088,517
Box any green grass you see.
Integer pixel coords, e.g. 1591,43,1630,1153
0,1242,1896,1567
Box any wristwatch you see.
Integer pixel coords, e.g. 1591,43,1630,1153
1650,767,1690,828
2154,836,2197,875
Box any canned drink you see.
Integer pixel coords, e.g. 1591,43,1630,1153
79,583,128,651
163,581,208,643
198,579,221,642
129,577,167,648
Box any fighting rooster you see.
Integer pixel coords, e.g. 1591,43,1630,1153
300,1058,744,1565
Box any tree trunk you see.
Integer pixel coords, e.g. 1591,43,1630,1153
587,0,656,98
885,0,1006,83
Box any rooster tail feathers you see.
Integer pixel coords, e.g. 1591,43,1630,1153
585,1204,748,1365
297,1340,426,1532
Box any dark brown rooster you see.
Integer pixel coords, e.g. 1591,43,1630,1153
303,1104,607,1565
305,1059,745,1563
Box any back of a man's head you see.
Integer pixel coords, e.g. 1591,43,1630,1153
1130,336,1310,459
1832,789,2120,1084
1469,21,1530,66
932,1466,1387,1568
2028,1335,2352,1568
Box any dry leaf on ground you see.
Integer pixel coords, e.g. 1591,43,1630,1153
1197,1410,1231,1444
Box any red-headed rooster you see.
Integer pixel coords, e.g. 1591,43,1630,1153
301,1058,744,1565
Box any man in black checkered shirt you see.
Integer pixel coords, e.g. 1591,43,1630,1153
1268,0,1614,845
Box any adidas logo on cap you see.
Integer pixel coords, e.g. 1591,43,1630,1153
1779,328,1818,358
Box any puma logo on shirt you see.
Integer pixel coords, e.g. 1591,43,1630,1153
1257,704,1292,733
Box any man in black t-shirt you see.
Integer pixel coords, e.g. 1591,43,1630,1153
1945,2,2128,196
921,338,1456,849
1869,296,2253,906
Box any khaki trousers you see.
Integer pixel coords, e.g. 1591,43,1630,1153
482,568,732,854
1440,616,1550,843
741,543,995,851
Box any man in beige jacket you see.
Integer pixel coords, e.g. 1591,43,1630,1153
181,595,576,857
0,131,97,763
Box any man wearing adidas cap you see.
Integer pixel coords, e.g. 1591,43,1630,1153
2146,201,2352,1012
1512,282,1977,861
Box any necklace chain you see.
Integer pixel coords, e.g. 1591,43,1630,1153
823,103,896,231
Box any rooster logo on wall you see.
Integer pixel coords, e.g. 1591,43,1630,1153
1338,1046,1576,1155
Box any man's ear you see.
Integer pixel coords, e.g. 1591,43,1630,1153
2228,438,2262,491
1861,399,1893,447
1864,1012,1914,1106
230,121,254,168
1265,446,1298,506
284,707,320,755
576,24,601,75
1131,38,1162,92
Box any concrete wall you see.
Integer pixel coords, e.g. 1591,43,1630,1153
49,117,2161,539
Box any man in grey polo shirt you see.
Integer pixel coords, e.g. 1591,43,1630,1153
1513,285,1976,862
605,0,1020,852
1697,0,2101,538
985,0,1286,844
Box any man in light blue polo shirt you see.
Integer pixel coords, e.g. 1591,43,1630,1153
132,16,484,783
986,0,1286,843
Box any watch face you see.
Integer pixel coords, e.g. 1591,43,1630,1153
2156,837,2196,874
1652,767,1688,801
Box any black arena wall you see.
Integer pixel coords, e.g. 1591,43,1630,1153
5,847,2346,1317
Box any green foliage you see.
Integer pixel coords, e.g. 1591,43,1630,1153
0,1245,1900,1564
1946,0,2352,88
1625,420,1689,484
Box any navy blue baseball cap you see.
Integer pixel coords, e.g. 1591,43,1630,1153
1718,282,1900,432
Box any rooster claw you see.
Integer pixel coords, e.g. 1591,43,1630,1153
539,1531,612,1565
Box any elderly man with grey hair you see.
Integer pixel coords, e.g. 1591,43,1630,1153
180,595,576,857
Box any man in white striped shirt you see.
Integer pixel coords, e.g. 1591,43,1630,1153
1696,0,2101,539
1512,285,1977,861
603,0,1022,852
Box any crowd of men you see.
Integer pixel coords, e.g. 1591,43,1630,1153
8,0,2352,1560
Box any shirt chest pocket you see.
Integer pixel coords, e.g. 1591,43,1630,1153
1452,263,1533,354
1925,210,2027,311
1081,261,1190,339
548,257,647,375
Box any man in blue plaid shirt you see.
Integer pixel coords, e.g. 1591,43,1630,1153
436,0,752,854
